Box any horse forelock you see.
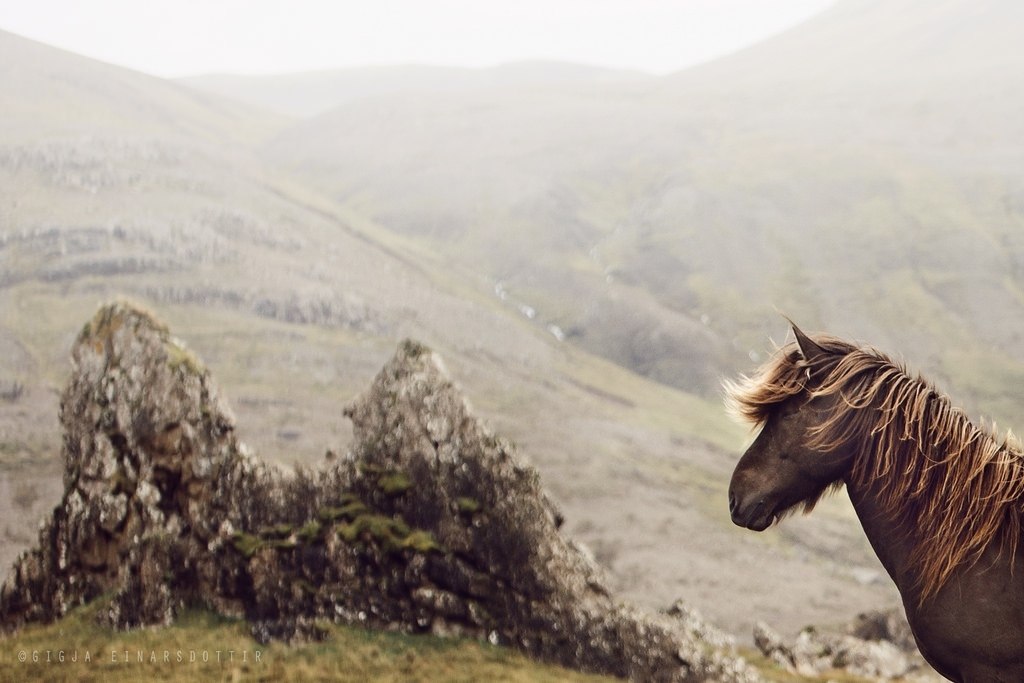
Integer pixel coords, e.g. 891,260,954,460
730,335,1024,603
723,335,856,427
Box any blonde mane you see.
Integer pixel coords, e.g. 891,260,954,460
727,336,1024,601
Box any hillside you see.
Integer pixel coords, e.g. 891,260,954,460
0,22,906,650
264,0,1024,432
13,2,1023,675
670,0,1024,94
0,29,283,146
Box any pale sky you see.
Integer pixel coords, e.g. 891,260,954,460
0,0,835,78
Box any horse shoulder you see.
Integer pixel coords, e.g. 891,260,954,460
906,547,1024,680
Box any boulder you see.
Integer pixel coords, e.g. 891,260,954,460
849,608,919,653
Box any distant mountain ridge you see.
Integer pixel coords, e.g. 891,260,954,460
668,0,1024,90
179,61,652,118
0,28,283,145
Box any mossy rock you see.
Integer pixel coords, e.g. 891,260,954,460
318,500,368,523
356,464,413,496
337,513,409,545
165,339,204,375
296,520,323,544
81,301,170,346
456,497,482,514
401,530,444,554
260,523,295,540
231,532,265,559
336,513,441,555
377,471,412,496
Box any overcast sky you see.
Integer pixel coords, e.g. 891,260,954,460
0,0,835,77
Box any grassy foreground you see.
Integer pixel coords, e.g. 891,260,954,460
0,600,619,682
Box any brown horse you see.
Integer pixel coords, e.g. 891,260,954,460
726,324,1024,682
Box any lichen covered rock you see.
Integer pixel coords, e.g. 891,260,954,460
0,301,758,682
0,302,280,630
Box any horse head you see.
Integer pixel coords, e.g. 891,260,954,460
726,324,854,531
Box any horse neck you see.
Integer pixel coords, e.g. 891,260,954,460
844,470,924,604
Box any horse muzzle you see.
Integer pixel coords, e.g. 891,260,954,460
729,492,776,531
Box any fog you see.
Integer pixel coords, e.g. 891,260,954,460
0,0,834,76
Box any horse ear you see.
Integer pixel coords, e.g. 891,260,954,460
791,323,827,363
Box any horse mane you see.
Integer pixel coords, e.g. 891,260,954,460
726,334,1024,602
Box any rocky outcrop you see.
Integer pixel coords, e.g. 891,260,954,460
0,301,759,682
0,302,283,631
753,611,927,680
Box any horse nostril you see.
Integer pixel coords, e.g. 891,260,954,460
729,493,738,515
